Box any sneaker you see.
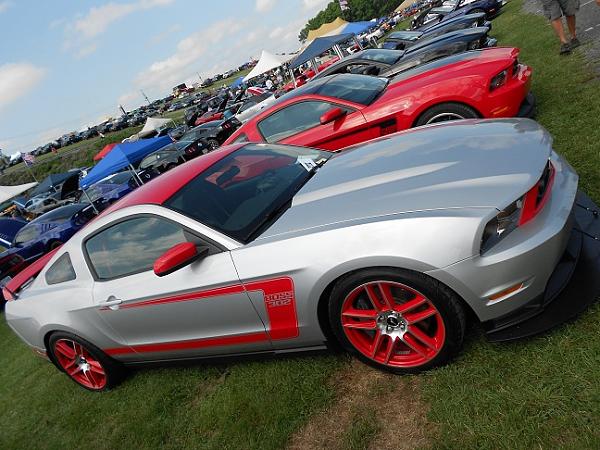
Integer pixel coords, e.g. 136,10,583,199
571,37,581,48
560,42,571,55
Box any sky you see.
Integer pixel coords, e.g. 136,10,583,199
0,0,330,156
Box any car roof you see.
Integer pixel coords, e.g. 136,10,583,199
101,144,246,215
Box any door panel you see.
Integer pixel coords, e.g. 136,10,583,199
281,109,369,150
94,252,271,361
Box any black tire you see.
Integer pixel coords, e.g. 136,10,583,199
414,102,479,127
206,139,220,151
165,163,177,171
48,331,124,391
48,240,63,251
328,268,466,374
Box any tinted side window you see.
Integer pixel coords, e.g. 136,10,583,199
85,217,188,280
45,253,76,285
14,226,40,246
231,133,249,144
258,101,337,143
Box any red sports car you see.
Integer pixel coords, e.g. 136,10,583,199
224,48,534,150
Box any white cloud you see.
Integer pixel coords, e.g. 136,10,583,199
0,63,46,112
75,43,98,59
302,0,329,11
134,18,245,93
0,1,12,14
74,0,175,39
147,24,182,46
255,0,276,12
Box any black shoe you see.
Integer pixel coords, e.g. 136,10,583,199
571,37,581,48
560,42,571,55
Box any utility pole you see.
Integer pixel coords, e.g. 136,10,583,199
140,89,151,105
119,104,127,116
196,72,203,84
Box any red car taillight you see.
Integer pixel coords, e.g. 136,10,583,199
519,161,555,226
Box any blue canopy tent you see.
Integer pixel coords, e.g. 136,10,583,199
341,21,375,36
230,76,244,88
80,136,172,189
291,33,355,70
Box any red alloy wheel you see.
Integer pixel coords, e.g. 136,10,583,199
53,338,107,390
340,281,446,368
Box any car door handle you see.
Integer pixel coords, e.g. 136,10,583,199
102,296,123,310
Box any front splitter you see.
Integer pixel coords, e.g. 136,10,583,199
485,190,600,342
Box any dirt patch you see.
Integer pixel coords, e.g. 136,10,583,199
287,359,434,450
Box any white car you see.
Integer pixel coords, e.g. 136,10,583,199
235,93,278,123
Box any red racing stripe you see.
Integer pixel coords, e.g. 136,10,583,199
105,331,269,355
117,283,245,310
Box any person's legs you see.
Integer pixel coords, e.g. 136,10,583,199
566,15,577,38
542,0,571,52
550,18,569,44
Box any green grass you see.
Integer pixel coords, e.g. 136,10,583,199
0,317,341,450
1,2,599,449
420,1,600,448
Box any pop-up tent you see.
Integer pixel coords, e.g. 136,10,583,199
306,17,349,41
93,143,118,162
138,117,174,138
342,21,375,36
80,136,172,189
230,76,244,88
243,50,290,82
291,33,355,69
0,182,38,204
31,172,80,197
396,0,417,12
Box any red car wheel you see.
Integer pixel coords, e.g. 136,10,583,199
49,333,122,391
329,269,465,373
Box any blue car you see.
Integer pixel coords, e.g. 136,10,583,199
0,203,95,290
412,0,503,30
82,172,137,212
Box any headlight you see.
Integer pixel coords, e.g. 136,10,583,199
489,69,507,91
480,199,522,253
481,162,555,254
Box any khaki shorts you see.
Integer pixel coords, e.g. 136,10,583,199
541,0,580,20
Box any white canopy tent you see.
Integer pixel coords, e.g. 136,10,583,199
123,117,175,142
0,182,38,204
243,51,291,82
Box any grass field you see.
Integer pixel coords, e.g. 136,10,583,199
1,2,599,449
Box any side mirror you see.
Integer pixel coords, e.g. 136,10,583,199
319,107,347,125
153,242,207,277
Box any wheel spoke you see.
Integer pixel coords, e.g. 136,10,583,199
384,337,397,364
342,308,377,320
371,330,384,358
343,320,377,330
364,284,383,311
395,295,427,314
408,326,437,350
55,341,76,359
88,360,105,376
67,365,82,376
404,305,437,325
402,333,428,358
378,283,394,309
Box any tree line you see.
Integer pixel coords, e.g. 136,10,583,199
298,0,406,41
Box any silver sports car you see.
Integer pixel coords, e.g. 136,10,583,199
4,118,599,391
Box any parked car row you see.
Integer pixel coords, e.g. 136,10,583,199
3,2,599,394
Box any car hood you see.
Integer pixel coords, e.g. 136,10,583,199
260,119,553,239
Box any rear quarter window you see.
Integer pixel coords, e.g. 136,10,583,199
45,253,76,285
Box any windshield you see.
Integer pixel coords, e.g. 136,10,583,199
318,74,388,105
361,49,405,65
165,144,330,243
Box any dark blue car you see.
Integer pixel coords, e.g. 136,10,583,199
412,0,503,31
0,203,95,281
82,172,137,212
